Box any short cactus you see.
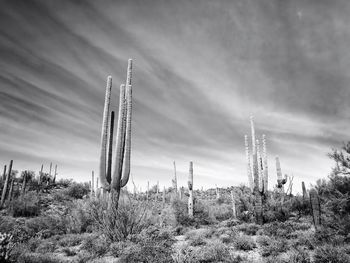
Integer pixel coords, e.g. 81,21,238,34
0,160,12,209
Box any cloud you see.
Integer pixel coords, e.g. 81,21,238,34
0,0,349,194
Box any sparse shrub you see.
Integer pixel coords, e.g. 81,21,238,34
81,234,109,257
261,238,289,257
209,204,232,221
9,192,40,217
314,244,350,263
57,234,84,247
185,228,213,241
256,235,272,247
236,223,259,235
286,247,311,263
65,199,94,233
64,182,89,199
17,253,63,263
62,247,77,256
35,240,57,253
90,196,151,242
233,234,256,251
289,230,315,249
109,240,135,257
25,215,66,238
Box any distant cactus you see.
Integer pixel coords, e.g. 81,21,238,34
231,190,236,219
244,135,254,191
163,186,166,204
275,156,287,190
1,165,6,182
302,181,307,200
97,59,133,209
91,171,94,196
172,161,178,195
0,160,12,209
188,161,194,218
309,189,321,229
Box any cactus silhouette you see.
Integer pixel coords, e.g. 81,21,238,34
309,189,321,229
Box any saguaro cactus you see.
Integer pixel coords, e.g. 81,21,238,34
309,189,321,229
1,160,12,208
172,161,178,195
97,59,133,209
2,165,6,182
162,186,166,204
53,165,57,183
244,135,254,191
188,161,194,218
231,190,236,219
91,171,94,196
302,181,307,200
247,117,268,225
216,185,220,199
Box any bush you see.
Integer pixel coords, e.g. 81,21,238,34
57,234,84,247
233,234,256,251
16,253,63,263
236,223,259,235
261,238,289,257
9,192,40,217
81,234,109,257
25,215,66,238
90,196,151,242
64,182,89,199
314,245,350,263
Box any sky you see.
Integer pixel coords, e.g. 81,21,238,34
0,0,349,194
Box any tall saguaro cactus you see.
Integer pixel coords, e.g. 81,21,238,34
309,189,321,229
302,181,307,200
231,190,236,219
188,161,194,218
98,59,133,209
246,116,269,225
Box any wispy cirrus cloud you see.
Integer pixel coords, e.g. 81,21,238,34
0,0,349,193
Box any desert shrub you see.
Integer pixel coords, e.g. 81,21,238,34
209,204,232,221
16,253,63,263
185,228,213,240
233,234,256,251
119,226,175,263
173,240,233,263
81,234,109,257
90,196,151,242
57,234,84,247
35,240,57,253
256,235,272,247
219,218,240,227
25,215,66,238
261,221,295,238
313,244,350,263
64,182,89,199
236,223,259,235
260,238,289,257
109,240,135,257
55,178,73,188
62,247,77,256
9,192,40,217
286,247,311,263
65,199,94,233
172,199,195,226
289,230,315,249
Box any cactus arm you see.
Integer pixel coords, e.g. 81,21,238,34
99,76,112,191
120,84,132,187
250,116,259,191
111,84,126,190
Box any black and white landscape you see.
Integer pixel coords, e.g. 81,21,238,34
0,1,350,262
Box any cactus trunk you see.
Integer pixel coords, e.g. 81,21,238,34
91,171,94,197
106,111,115,184
309,189,321,229
302,181,307,200
244,135,254,191
7,179,14,202
188,162,194,218
173,161,178,195
231,190,236,218
1,160,12,208
2,165,6,182
262,135,268,193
